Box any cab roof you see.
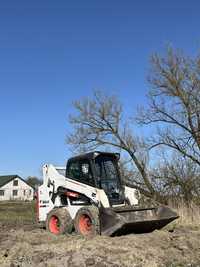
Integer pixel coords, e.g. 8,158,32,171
68,151,120,163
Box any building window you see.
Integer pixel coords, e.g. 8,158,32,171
0,190,4,196
24,190,26,196
13,190,18,196
29,189,32,195
13,180,18,186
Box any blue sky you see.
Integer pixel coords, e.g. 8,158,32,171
0,1,200,179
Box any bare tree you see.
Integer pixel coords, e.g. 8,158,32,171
67,91,157,199
26,176,42,189
137,47,200,166
151,152,200,204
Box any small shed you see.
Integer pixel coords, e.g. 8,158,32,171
0,175,34,201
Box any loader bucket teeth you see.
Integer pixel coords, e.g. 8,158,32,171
99,206,179,236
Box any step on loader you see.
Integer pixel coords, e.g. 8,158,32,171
37,151,178,236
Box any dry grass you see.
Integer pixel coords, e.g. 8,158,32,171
0,200,36,225
176,204,200,226
173,201,200,225
163,200,200,234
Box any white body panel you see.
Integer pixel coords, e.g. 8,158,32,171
124,186,138,205
38,164,110,222
0,178,33,201
38,164,138,222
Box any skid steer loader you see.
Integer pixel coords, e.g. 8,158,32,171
37,151,178,236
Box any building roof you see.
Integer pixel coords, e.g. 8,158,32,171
0,175,34,189
0,175,19,188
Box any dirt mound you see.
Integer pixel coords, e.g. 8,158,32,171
0,224,200,267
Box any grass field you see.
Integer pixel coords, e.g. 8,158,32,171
0,200,36,225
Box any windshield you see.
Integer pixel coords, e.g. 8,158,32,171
94,156,122,200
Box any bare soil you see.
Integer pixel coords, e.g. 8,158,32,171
0,202,200,267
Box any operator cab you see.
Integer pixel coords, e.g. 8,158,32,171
66,151,125,205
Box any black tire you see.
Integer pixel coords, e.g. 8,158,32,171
46,208,73,235
74,206,100,236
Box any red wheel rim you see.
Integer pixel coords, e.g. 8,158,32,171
79,214,93,235
49,215,60,234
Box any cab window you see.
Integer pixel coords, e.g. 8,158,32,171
67,161,80,180
67,160,94,186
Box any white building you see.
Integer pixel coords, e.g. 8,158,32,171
0,175,34,201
